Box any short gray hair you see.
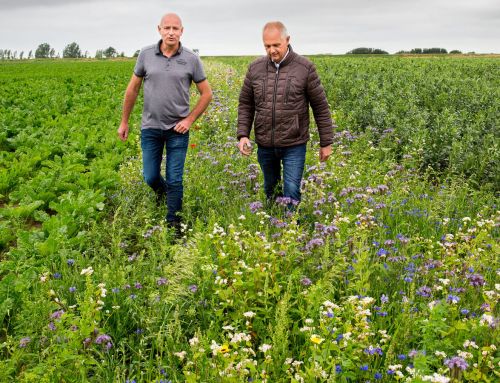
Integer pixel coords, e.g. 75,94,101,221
263,21,289,38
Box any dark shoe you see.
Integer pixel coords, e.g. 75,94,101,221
166,220,183,239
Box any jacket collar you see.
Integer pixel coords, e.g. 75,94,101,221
268,44,296,69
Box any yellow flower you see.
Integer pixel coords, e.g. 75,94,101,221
219,343,230,353
310,334,324,345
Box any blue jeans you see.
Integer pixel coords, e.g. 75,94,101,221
257,144,307,205
141,128,189,223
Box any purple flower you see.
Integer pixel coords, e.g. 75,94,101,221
134,282,143,289
19,337,31,348
51,310,65,320
95,334,112,345
157,277,168,286
444,356,468,370
360,364,369,371
377,248,389,257
69,286,76,293
306,238,324,251
188,284,198,293
380,294,389,304
335,365,342,373
112,287,120,293
301,277,312,286
249,201,263,213
83,337,92,347
67,259,75,266
398,354,407,360
48,322,56,331
53,272,62,279
129,294,137,299
480,303,491,312
447,294,460,304
467,273,485,287
416,286,432,298
374,372,382,380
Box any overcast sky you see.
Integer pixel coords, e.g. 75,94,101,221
1,0,499,56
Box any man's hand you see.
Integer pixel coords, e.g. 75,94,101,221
238,137,252,156
319,145,332,162
174,117,193,134
118,122,129,141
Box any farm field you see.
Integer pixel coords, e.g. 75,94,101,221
0,56,498,382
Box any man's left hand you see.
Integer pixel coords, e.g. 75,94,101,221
319,145,332,162
174,118,193,134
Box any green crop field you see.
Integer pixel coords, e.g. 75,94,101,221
0,56,498,382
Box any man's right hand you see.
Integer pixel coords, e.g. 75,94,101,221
238,137,252,156
118,122,129,141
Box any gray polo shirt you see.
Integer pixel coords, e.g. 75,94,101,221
134,41,206,130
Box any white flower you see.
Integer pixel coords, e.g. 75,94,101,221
463,340,478,349
422,373,450,382
80,266,94,276
458,351,473,359
243,311,256,318
305,318,314,325
480,314,495,326
435,351,447,358
259,344,272,353
238,215,246,220
174,351,187,360
189,336,199,346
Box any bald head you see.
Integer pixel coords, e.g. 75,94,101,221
263,21,289,39
160,13,182,27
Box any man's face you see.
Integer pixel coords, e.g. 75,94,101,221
158,15,183,47
263,27,289,63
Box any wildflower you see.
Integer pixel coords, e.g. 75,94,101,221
243,311,256,318
53,272,62,279
69,286,76,293
219,343,230,353
301,277,312,286
157,277,168,286
444,356,468,370
51,310,65,320
95,334,112,345
446,294,460,304
134,282,143,289
310,334,324,344
259,344,272,353
189,337,199,346
467,273,485,287
249,201,263,213
174,351,187,360
380,294,389,304
19,337,31,348
67,259,75,266
188,284,198,293
360,364,369,371
374,372,383,379
80,266,94,276
422,373,450,382
48,322,56,331
335,365,342,374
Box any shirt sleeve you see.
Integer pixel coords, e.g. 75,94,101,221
133,49,146,77
192,56,207,83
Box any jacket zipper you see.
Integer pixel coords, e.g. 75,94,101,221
271,65,279,147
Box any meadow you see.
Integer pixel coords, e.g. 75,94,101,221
0,56,498,382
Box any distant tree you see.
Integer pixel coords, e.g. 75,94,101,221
410,48,423,54
13,51,17,59
19,51,24,60
103,46,117,58
0,50,4,60
35,43,51,58
422,48,447,54
95,49,103,59
347,47,388,54
28,50,32,59
49,48,56,58
63,42,82,58
119,51,125,57
6,50,11,59
449,50,462,54
133,49,140,57
84,50,89,58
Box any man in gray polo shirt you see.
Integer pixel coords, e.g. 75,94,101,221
118,13,212,233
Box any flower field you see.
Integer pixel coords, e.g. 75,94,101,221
0,56,498,382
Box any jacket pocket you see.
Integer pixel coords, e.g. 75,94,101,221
284,76,297,104
252,78,266,104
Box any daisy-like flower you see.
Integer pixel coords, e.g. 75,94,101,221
310,334,324,344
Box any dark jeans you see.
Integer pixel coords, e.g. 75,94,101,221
141,128,189,223
257,144,306,205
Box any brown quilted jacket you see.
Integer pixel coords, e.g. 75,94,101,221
237,46,334,148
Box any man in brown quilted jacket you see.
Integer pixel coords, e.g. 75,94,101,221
237,21,335,207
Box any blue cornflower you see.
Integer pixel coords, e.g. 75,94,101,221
374,372,382,379
360,364,369,371
335,365,342,374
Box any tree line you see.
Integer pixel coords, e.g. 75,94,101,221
0,42,140,60
347,47,467,55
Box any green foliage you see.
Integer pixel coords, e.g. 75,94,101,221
0,57,498,382
35,43,51,59
62,42,82,58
